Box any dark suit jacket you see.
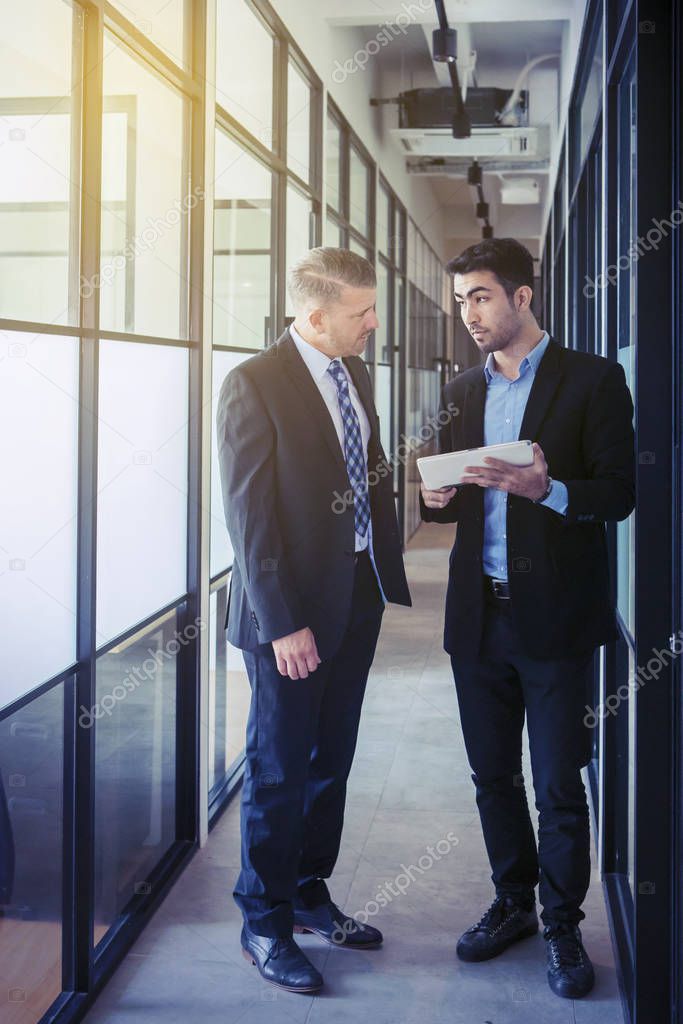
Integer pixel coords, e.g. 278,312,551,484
216,329,411,661
420,338,635,660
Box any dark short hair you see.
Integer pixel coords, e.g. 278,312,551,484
446,238,534,301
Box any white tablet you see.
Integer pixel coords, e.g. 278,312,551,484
417,440,534,490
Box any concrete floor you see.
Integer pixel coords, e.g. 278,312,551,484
84,523,625,1024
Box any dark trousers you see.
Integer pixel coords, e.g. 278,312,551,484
450,589,594,927
234,551,384,938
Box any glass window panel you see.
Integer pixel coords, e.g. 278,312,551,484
376,261,391,365
108,0,188,69
286,185,313,317
0,332,78,710
214,130,272,348
211,349,251,578
376,364,392,456
349,147,370,237
101,34,190,339
216,0,273,147
0,0,80,326
378,185,391,257
94,612,178,942
349,236,369,258
577,21,603,177
325,114,342,213
97,341,189,647
287,63,311,183
208,587,250,792
326,216,344,247
0,683,64,1019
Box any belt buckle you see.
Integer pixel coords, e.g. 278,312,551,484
491,578,509,600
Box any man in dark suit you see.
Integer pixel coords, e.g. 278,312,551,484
421,238,634,1000
217,247,411,993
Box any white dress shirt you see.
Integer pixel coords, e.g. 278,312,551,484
289,325,386,601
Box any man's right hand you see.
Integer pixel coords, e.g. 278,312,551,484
421,481,457,509
272,627,321,679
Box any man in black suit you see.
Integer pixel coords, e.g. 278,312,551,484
217,247,411,993
421,238,634,1000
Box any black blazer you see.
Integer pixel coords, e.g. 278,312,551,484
216,329,411,661
420,338,635,660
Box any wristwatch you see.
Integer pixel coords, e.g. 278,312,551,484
534,476,553,503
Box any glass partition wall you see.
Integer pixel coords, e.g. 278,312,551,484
0,2,450,1022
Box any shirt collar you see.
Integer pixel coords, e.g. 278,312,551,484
289,323,339,383
484,331,550,383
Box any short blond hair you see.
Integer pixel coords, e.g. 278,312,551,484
287,246,376,310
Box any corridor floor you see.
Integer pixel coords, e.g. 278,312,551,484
84,523,624,1024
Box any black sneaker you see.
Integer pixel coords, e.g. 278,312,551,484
456,895,538,962
544,923,595,998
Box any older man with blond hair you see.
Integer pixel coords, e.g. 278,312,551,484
217,247,411,994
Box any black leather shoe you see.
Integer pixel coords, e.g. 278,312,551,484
544,923,594,999
293,900,383,948
240,925,323,993
456,895,538,962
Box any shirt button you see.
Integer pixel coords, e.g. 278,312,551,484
505,418,511,424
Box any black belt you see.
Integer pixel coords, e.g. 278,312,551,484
353,549,371,565
484,575,511,600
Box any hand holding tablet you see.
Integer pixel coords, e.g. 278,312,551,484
417,440,535,490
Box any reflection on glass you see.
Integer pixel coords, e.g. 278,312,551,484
101,33,190,338
94,611,178,943
0,333,79,710
349,147,370,237
0,683,64,1023
208,585,251,793
287,63,311,183
0,0,80,325
217,0,273,147
285,186,313,317
616,64,636,640
214,129,272,348
97,341,189,647
211,349,251,577
578,22,603,175
109,0,189,69
326,115,341,213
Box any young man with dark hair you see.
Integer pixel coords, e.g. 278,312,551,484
421,237,635,999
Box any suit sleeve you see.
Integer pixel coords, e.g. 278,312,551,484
419,384,462,524
562,361,635,525
216,367,306,643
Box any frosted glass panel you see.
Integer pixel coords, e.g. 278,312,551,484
0,333,78,709
0,0,80,325
287,62,311,183
285,186,313,317
211,350,251,577
216,0,273,147
97,341,188,646
101,34,190,339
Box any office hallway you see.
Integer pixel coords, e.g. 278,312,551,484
84,524,624,1024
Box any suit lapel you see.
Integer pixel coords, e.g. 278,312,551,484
518,338,563,440
463,370,487,450
277,331,347,475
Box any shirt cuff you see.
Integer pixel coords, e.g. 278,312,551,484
541,479,569,516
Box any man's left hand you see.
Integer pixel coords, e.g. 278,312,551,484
461,442,549,501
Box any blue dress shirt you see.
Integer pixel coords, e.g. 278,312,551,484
481,332,568,580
